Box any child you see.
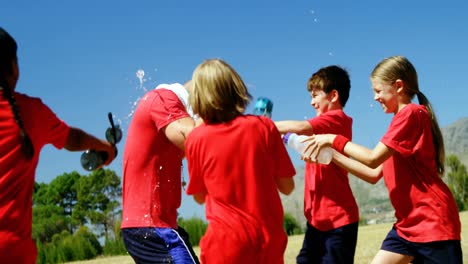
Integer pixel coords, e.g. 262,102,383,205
305,56,462,263
0,27,116,263
185,58,296,264
275,65,359,263
121,81,200,263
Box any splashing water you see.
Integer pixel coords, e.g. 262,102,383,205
125,68,156,121
136,69,145,90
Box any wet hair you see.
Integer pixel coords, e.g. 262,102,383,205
307,65,351,107
190,59,252,124
371,56,445,176
0,27,34,160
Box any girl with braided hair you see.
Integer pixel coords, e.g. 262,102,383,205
0,27,116,263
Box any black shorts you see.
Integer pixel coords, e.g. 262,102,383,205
381,227,463,264
297,222,358,264
122,227,200,264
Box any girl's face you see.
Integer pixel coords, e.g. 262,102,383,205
310,88,333,116
371,79,399,114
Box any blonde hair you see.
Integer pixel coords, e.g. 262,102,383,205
372,56,445,176
190,59,252,123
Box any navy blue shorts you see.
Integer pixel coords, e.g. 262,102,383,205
296,222,358,264
381,227,463,264
122,227,200,264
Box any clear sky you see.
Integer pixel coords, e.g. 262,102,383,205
2,0,468,219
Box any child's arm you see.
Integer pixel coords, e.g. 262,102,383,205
64,127,116,165
192,191,207,205
165,116,196,151
332,150,383,184
274,120,313,135
303,134,394,169
275,177,295,195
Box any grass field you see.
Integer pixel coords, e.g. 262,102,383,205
69,211,468,264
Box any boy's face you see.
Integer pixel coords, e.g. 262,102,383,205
310,88,333,116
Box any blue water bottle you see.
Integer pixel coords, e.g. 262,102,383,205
253,97,273,118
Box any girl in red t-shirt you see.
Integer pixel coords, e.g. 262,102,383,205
0,27,116,264
304,56,462,264
185,58,296,264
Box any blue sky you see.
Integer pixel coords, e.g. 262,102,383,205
2,0,468,219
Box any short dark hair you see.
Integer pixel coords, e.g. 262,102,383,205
307,65,351,107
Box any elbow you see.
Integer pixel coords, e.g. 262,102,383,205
280,182,295,195
193,193,206,204
367,158,381,169
367,177,380,185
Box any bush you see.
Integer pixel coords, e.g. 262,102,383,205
284,213,303,235
36,226,102,264
103,222,127,255
178,217,207,246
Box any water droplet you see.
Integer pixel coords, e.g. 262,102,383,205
136,69,145,82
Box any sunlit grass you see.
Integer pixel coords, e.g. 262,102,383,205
69,211,468,264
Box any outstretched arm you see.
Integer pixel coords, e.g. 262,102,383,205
303,134,394,169
332,150,383,184
64,127,116,165
275,120,313,135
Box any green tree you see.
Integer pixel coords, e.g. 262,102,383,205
32,204,69,244
283,212,302,235
446,154,468,211
77,169,122,238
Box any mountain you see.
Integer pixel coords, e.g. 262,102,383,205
442,117,468,165
282,117,468,228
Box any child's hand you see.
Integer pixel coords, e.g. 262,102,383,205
302,134,334,163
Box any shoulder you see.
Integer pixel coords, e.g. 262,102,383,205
395,104,429,123
14,92,51,111
15,92,44,104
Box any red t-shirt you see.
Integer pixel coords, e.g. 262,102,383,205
0,91,70,261
185,115,296,264
121,88,189,229
305,109,359,231
381,103,461,242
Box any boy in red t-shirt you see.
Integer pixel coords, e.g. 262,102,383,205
185,59,296,264
121,82,200,263
275,65,359,263
306,56,462,263
0,27,116,264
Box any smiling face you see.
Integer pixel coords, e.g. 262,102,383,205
371,78,400,114
310,88,333,116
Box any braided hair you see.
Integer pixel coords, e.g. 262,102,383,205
0,27,34,160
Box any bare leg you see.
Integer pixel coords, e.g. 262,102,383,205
370,249,414,264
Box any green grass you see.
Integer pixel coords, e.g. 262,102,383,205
69,211,468,264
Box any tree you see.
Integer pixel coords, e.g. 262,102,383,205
32,204,69,244
446,154,468,211
77,169,122,238
283,212,303,235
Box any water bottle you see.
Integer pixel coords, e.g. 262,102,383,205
253,97,273,118
81,150,108,171
81,113,122,171
283,132,333,165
